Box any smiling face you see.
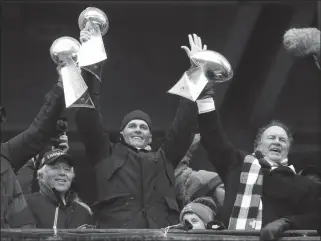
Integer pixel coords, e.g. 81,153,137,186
40,159,74,193
182,213,206,229
121,119,152,149
256,126,290,165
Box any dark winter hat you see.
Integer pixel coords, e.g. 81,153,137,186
40,149,73,168
120,110,152,131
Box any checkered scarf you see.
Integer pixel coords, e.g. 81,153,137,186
228,155,263,230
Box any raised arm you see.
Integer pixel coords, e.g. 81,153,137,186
75,63,111,166
159,34,207,168
159,98,197,169
197,98,243,182
1,82,64,172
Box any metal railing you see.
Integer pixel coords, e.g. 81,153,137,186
1,229,320,241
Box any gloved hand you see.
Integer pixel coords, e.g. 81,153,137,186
260,218,291,241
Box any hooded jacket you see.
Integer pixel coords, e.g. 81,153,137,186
25,181,93,229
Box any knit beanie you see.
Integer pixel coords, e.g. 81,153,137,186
180,202,215,225
120,110,152,131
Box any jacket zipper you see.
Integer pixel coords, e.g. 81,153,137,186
53,204,59,236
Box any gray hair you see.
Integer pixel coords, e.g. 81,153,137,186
253,120,294,151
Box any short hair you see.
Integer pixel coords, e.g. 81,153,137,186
253,120,294,150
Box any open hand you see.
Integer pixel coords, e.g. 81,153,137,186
181,33,207,59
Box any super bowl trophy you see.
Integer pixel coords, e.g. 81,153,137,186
77,7,109,70
50,36,94,108
168,50,233,101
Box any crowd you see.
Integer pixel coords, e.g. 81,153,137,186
1,16,320,241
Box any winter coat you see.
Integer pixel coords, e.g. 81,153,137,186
198,110,320,229
75,67,197,229
25,181,93,229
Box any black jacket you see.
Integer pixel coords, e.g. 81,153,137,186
25,181,93,229
75,67,197,229
1,84,64,228
198,110,320,229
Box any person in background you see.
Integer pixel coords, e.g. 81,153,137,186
17,117,69,194
174,133,224,210
0,75,64,228
179,197,217,229
25,150,94,229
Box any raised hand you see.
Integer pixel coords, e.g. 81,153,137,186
181,33,207,59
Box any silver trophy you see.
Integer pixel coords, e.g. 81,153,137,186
190,50,233,82
168,50,233,101
50,36,94,108
77,7,109,68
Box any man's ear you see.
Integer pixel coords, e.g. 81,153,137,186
148,135,152,144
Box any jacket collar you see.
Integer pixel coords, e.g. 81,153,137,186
38,181,78,207
119,136,150,153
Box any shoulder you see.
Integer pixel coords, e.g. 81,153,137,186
25,192,44,203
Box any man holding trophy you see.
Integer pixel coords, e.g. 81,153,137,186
73,7,210,228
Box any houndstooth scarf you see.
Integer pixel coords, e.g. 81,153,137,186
228,154,263,230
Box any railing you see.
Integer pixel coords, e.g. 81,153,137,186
1,229,320,241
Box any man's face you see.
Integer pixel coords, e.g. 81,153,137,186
182,213,206,229
41,159,74,193
257,126,290,165
121,119,152,149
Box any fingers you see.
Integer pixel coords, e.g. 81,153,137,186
181,46,191,56
197,35,202,48
188,34,194,48
80,30,92,43
59,134,68,142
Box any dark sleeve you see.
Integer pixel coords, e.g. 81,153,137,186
4,167,36,228
159,98,197,169
264,169,317,203
286,185,321,230
198,110,243,182
75,63,111,166
2,84,64,172
286,212,321,230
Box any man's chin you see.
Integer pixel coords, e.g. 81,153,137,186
54,185,70,193
130,141,145,149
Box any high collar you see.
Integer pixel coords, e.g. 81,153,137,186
38,181,78,207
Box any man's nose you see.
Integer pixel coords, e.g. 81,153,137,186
57,169,67,175
273,139,282,145
134,128,142,133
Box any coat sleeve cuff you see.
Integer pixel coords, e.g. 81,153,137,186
196,98,215,114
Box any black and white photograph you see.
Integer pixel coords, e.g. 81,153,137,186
1,0,320,240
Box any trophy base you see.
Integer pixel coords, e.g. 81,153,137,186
68,91,95,108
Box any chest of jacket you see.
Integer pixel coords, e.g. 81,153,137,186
26,194,91,229
94,143,178,205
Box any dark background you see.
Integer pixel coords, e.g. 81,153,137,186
1,1,320,204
